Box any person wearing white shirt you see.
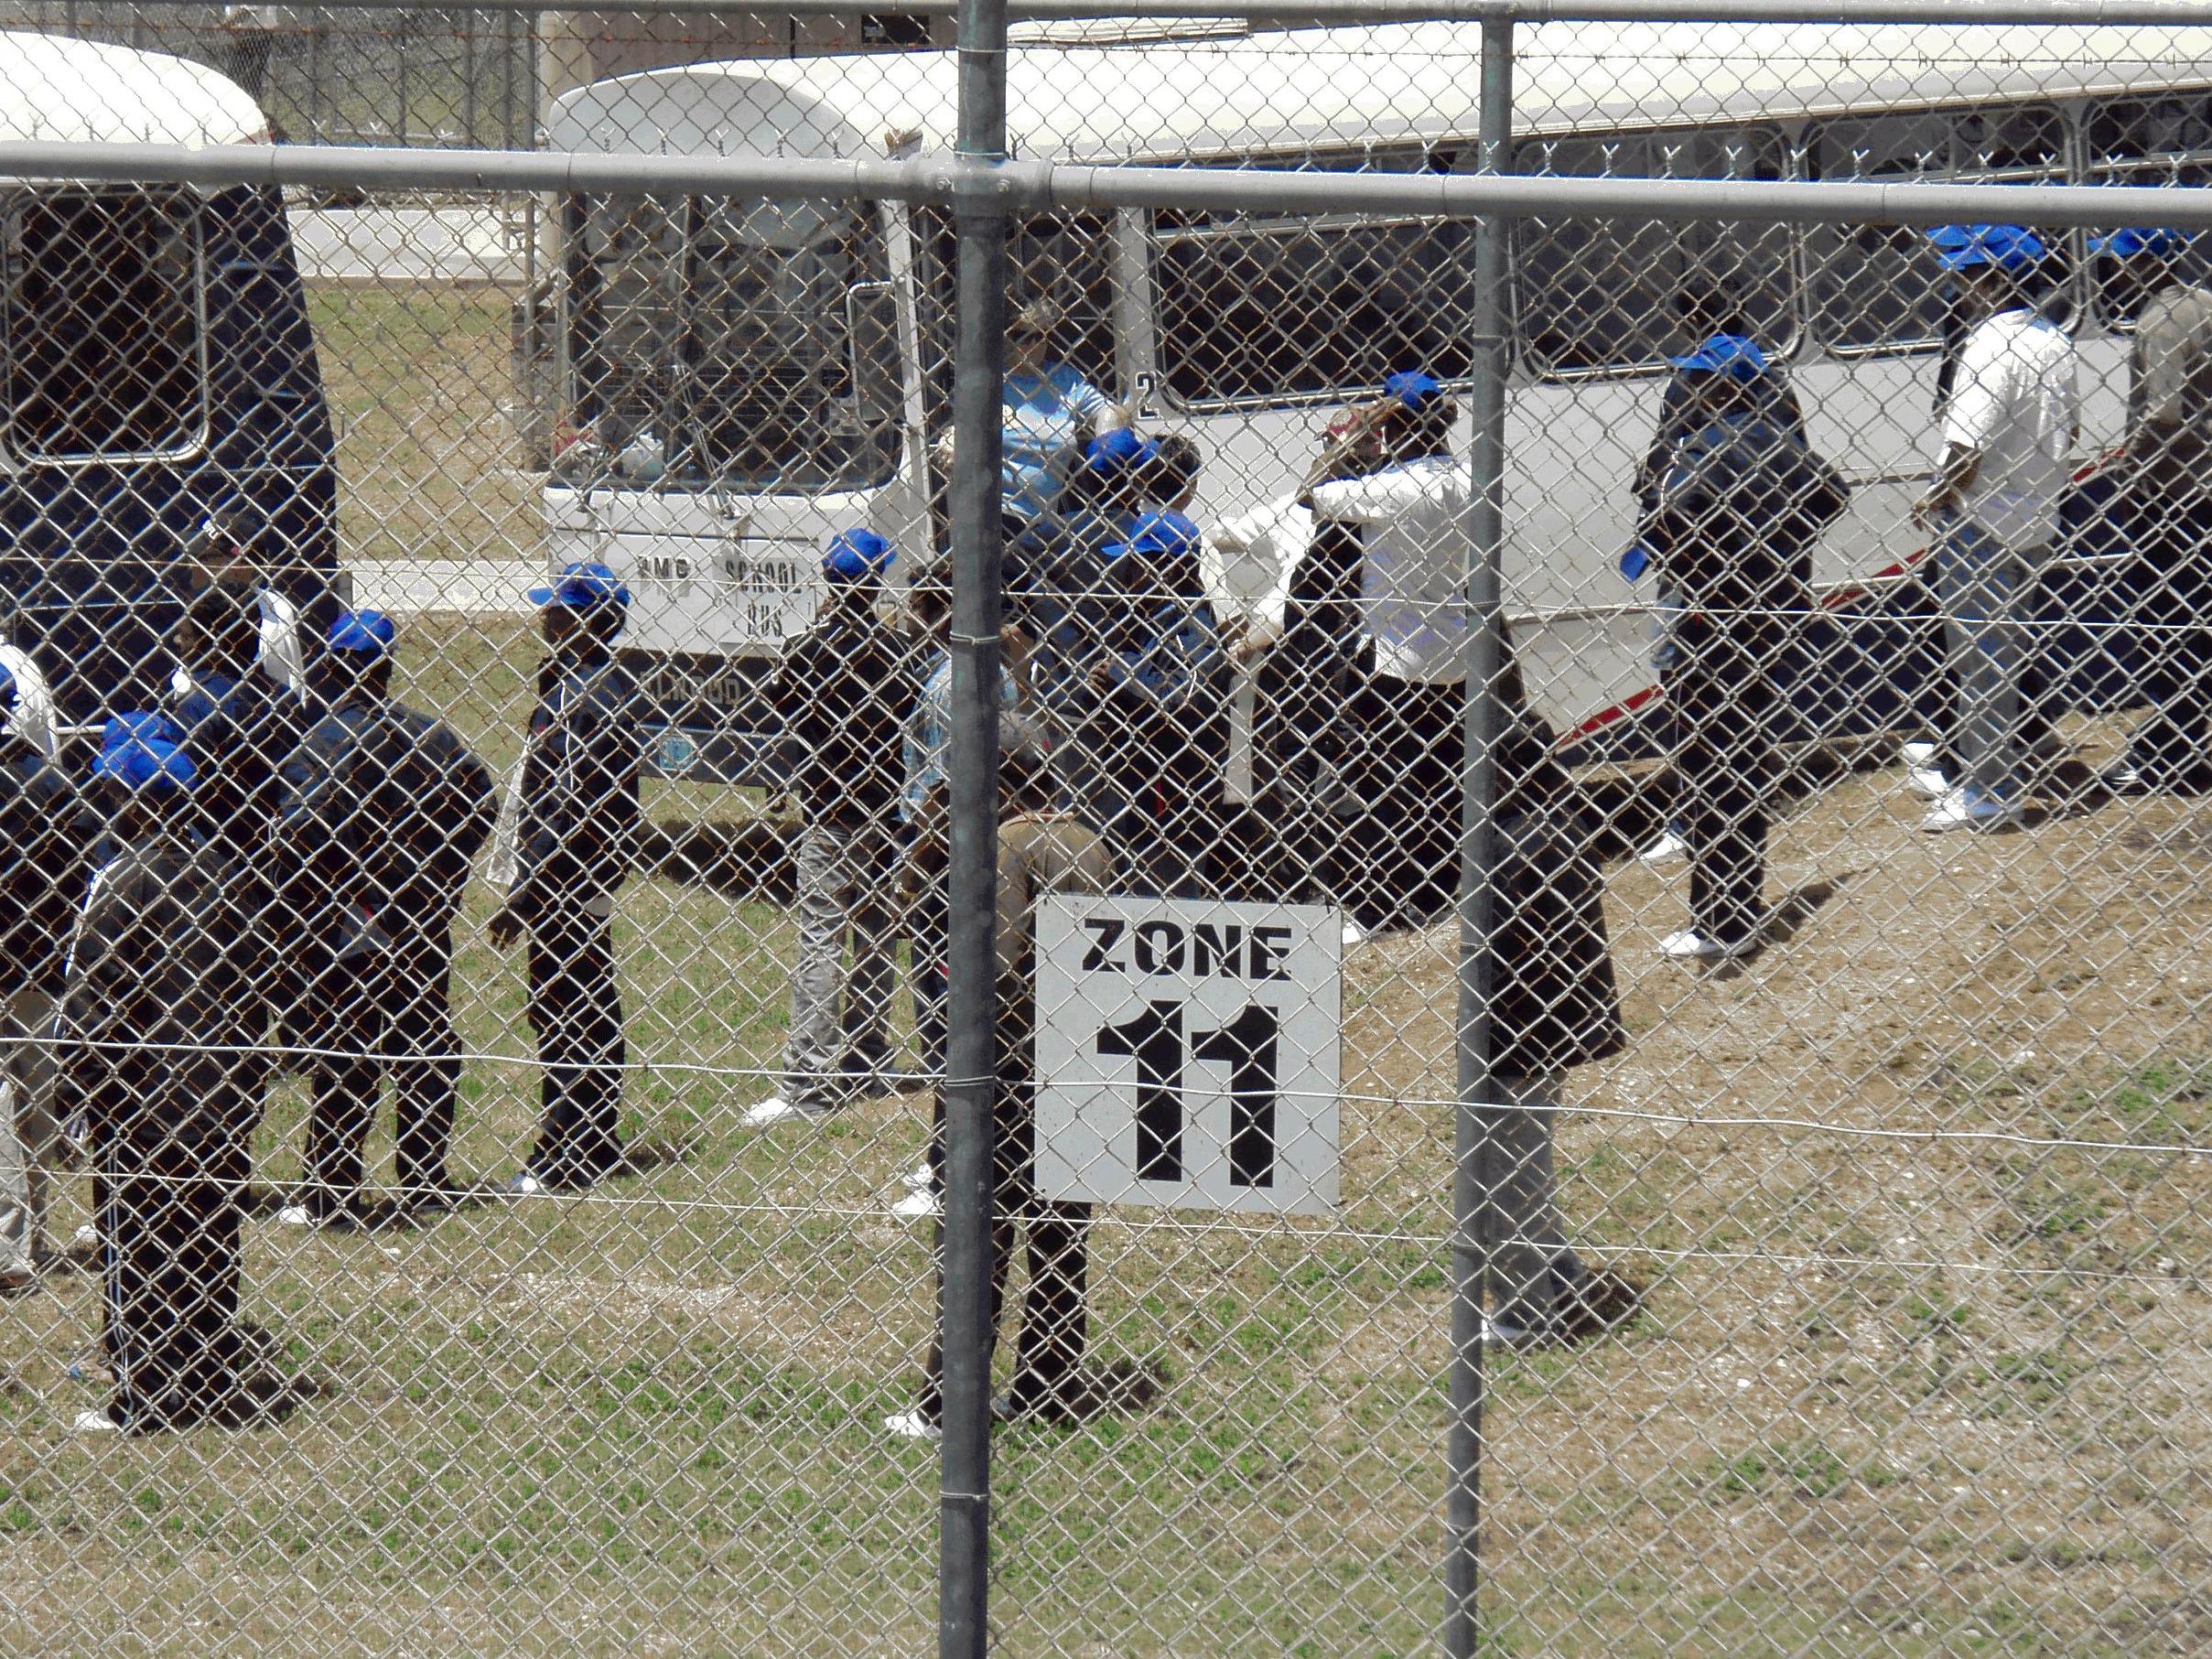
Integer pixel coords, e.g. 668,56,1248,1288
1304,371,1470,942
1913,224,2080,834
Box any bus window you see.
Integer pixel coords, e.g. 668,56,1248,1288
1805,104,2067,351
2,188,207,461
1511,125,1792,376
2084,95,2212,327
565,193,900,493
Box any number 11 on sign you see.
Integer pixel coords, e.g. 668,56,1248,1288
1098,1000,1282,1189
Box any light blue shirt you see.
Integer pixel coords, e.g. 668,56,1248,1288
1001,364,1111,523
902,652,1020,824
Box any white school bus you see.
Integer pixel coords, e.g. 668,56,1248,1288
538,20,2212,780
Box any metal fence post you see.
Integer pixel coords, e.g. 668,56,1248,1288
1447,16,1515,1659
939,0,1009,1650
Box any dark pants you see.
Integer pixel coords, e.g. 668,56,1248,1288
1675,620,1778,948
1094,742,1216,900
1326,670,1462,932
2125,495,2212,789
917,997,1090,1422
525,908,624,1186
98,1104,249,1433
301,934,461,1214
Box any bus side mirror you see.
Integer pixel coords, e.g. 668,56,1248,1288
846,280,901,428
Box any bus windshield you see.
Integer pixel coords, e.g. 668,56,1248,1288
561,193,900,493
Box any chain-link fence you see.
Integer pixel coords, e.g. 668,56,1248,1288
2,5,2210,1655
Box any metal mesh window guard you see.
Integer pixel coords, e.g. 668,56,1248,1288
0,5,2207,1656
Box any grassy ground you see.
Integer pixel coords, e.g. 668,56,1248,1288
3,282,2208,1654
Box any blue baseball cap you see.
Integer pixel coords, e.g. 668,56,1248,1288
1084,427,1161,476
824,527,895,582
1669,332,1770,381
0,663,13,705
1102,509,1203,564
1926,223,2046,272
1384,370,1443,411
100,710,181,752
527,561,631,612
328,609,396,656
2089,227,2188,259
92,718,195,793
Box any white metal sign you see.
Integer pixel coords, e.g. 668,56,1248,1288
1033,897,1341,1216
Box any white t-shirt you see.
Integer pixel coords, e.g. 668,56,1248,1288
1309,455,1470,685
1943,307,2080,555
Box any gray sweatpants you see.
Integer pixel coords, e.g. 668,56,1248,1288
781,820,898,1113
1479,1070,1589,1324
0,986,60,1277
1939,516,2034,804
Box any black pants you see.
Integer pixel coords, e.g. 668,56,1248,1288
2125,495,2212,789
918,1002,1089,1421
301,934,461,1214
1325,670,1462,932
1674,623,1777,949
98,1104,249,1433
525,908,625,1186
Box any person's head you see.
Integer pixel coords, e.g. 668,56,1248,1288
909,562,953,641
822,527,896,608
1373,369,1459,462
1668,331,1770,419
322,609,396,702
1926,223,2047,319
1083,426,1161,514
1101,510,1204,606
527,561,631,651
1008,298,1062,373
1145,433,1203,512
2090,226,2190,315
175,558,264,678
92,712,194,838
998,720,1057,814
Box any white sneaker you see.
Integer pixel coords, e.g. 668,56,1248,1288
900,1162,933,1193
890,1190,942,1221
884,1408,942,1443
1340,920,1367,949
1920,785,2023,835
1904,762,1952,802
69,1223,100,1254
275,1204,312,1228
1658,928,1755,962
1637,827,1689,865
71,1408,120,1435
742,1095,836,1128
1900,739,1938,769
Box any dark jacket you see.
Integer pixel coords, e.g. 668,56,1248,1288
1008,501,1140,714
513,644,642,922
55,827,266,1147
1638,367,1807,513
769,597,912,829
1085,592,1228,788
0,738,96,996
167,666,310,877
1647,412,1840,623
275,691,499,959
1485,652,1626,1076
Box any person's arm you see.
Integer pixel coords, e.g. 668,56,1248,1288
1916,322,2001,526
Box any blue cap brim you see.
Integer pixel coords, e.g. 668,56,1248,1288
527,585,558,605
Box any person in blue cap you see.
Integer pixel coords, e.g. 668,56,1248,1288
163,558,313,1091
745,530,920,1128
1912,224,2079,834
488,562,643,1193
2092,228,2212,794
58,718,304,1433
1299,368,1469,944
272,610,498,1227
1079,509,1227,897
1643,331,1848,962
0,662,95,1292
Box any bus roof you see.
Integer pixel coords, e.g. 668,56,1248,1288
548,20,2212,167
0,30,266,150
